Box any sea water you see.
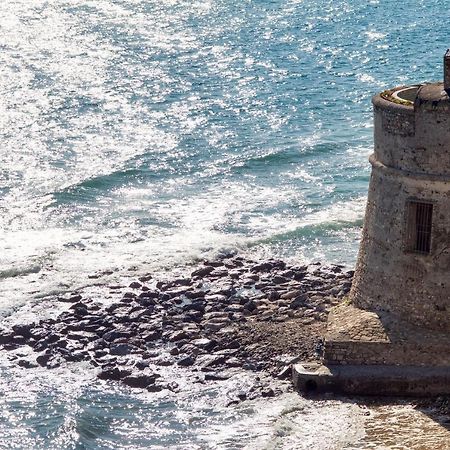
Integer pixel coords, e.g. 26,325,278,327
1,0,449,448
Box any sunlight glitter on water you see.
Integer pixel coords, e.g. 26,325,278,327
1,0,450,448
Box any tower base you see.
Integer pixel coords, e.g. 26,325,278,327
292,304,450,396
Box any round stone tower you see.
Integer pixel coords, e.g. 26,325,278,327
293,52,450,396
350,52,450,332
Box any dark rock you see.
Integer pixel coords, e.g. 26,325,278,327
17,358,38,369
109,343,135,356
138,290,159,299
97,367,132,381
155,358,173,366
261,387,275,398
203,260,224,268
191,338,216,351
138,274,153,282
290,294,308,309
267,290,280,301
143,331,161,342
272,276,289,285
67,331,98,342
177,355,195,366
147,384,163,393
12,323,35,339
123,374,156,389
103,329,133,342
135,359,150,370
57,294,82,303
129,281,142,289
36,352,51,367
204,372,231,381
169,330,191,342
225,357,241,367
198,355,226,370
0,332,14,346
191,266,214,277
244,300,257,312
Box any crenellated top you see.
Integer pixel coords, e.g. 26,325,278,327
371,80,450,179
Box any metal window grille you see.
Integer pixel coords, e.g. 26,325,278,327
406,201,433,254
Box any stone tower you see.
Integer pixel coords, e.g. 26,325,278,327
293,52,450,395
351,58,450,332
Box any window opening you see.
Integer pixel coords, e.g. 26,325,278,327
406,201,433,254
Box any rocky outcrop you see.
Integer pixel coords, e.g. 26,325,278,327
0,255,352,396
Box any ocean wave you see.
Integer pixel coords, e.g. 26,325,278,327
0,263,42,279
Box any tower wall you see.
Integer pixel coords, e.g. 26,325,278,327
350,88,450,332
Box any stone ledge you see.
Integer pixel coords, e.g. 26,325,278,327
292,363,450,397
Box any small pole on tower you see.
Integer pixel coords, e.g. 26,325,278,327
444,49,450,94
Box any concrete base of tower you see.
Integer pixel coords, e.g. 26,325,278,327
324,304,450,367
291,304,450,396
292,363,450,396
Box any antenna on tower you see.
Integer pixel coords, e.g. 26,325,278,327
444,49,450,94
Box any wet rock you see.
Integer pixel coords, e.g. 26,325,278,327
135,359,150,370
154,358,173,366
191,266,214,277
67,331,98,342
109,343,135,356
17,358,38,369
290,294,308,309
261,387,275,398
225,357,241,367
36,352,51,367
191,338,216,351
0,332,14,346
12,323,35,339
97,367,132,381
243,300,257,312
147,384,163,393
204,372,231,381
142,331,161,342
139,274,153,283
177,355,195,366
57,294,82,303
280,290,303,300
198,355,226,370
123,373,157,388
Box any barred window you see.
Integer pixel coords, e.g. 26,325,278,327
406,201,433,254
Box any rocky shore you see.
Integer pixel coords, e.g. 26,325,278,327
0,254,353,399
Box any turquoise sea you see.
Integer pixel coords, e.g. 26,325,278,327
1,0,449,448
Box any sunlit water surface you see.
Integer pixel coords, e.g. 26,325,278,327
1,0,450,448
